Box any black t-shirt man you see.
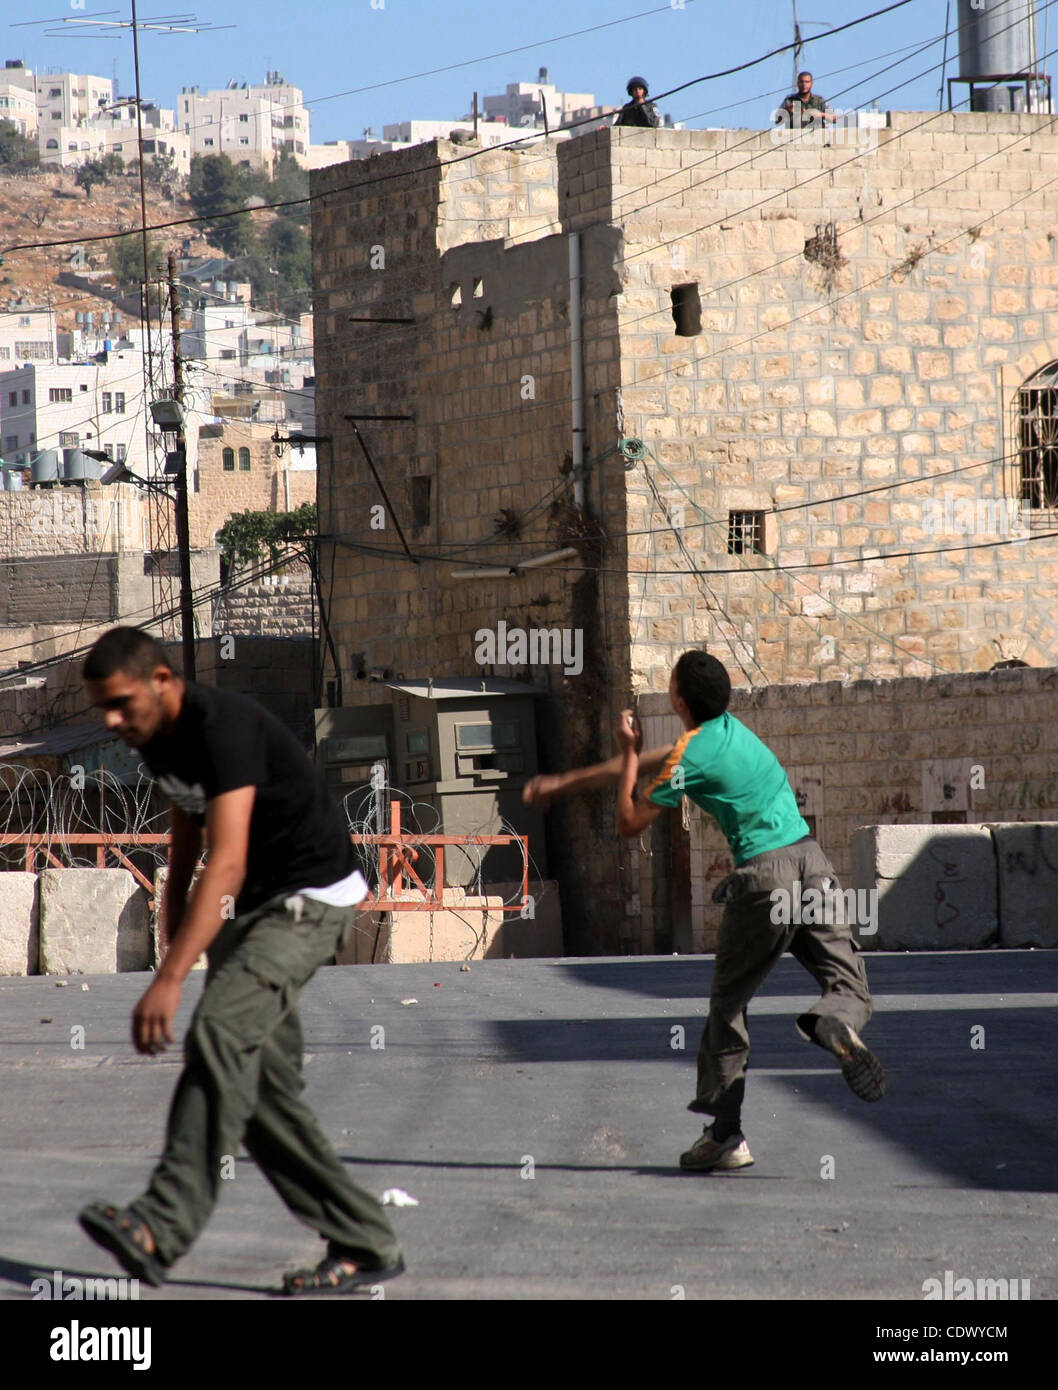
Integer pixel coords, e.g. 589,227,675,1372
140,682,354,914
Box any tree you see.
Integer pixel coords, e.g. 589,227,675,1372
188,154,253,256
269,151,310,225
102,152,125,176
106,229,157,291
75,159,109,198
0,119,38,169
144,149,177,184
216,501,317,576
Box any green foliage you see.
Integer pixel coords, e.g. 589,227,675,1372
102,152,124,176
75,159,109,198
216,501,317,573
0,119,38,168
268,152,310,225
144,149,176,184
188,153,253,256
106,230,157,290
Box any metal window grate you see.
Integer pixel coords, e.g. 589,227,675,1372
727,510,763,555
1019,363,1058,518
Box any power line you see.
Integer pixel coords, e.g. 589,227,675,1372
0,0,917,259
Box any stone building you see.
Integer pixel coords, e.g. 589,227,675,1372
193,420,316,550
311,115,1058,952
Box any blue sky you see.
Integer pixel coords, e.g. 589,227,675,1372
6,1,1051,145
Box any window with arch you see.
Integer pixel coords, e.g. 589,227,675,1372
238,447,251,471
1019,361,1058,511
46,138,58,150
222,447,235,471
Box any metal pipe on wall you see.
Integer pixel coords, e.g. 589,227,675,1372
569,232,585,510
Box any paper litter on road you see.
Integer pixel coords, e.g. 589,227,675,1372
380,1188,419,1207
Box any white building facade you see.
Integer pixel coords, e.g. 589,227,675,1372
178,73,309,172
0,60,37,137
0,308,56,370
0,349,149,473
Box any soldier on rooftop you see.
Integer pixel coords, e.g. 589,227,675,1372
615,76,660,128
778,71,836,128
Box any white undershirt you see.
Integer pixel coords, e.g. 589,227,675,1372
301,867,369,907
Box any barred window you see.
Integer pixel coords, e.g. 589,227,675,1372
1019,361,1058,509
727,510,764,555
222,447,235,471
238,447,251,471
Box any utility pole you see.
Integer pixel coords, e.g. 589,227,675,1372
167,251,196,681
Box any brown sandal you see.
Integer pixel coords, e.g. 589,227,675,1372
78,1202,168,1287
280,1252,405,1296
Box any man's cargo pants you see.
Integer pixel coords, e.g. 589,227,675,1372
130,890,401,1270
689,836,874,1115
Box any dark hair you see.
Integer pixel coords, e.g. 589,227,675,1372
797,70,813,80
673,650,731,723
627,76,649,96
83,627,171,683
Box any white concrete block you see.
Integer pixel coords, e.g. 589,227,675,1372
852,824,997,949
152,867,207,971
39,869,151,974
987,823,1058,948
0,872,39,975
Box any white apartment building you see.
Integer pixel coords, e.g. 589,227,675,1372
178,72,309,173
0,331,214,492
182,299,313,395
304,71,629,169
0,60,36,137
482,68,599,132
0,354,148,474
35,70,114,156
42,101,191,175
0,307,55,370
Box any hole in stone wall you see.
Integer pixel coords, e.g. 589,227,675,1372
670,283,702,337
411,475,432,527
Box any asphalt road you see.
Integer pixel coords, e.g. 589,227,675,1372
0,950,1055,1301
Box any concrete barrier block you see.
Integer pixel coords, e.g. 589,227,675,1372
987,823,1058,948
485,879,564,957
852,824,997,949
152,868,207,971
336,882,564,964
39,869,151,974
0,873,39,975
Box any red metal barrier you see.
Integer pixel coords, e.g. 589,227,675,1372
352,800,530,913
0,803,532,917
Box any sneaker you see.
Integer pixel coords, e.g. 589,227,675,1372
813,1016,886,1102
679,1125,755,1172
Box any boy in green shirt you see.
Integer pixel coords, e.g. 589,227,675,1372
523,650,884,1172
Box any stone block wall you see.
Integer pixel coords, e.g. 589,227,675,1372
636,662,1058,953
193,421,316,549
313,118,1058,953
212,569,314,637
0,483,147,557
601,117,1058,691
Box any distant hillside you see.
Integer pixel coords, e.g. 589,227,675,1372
0,166,232,333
